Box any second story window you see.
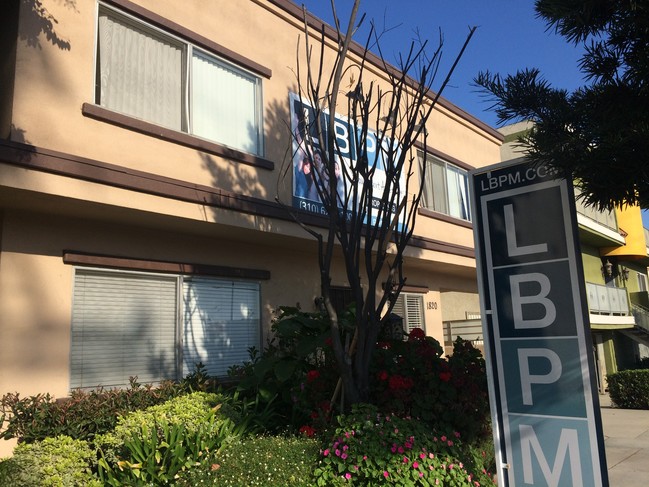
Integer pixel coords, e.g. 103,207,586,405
420,154,471,221
96,5,263,156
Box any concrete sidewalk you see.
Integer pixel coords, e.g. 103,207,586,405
599,394,649,486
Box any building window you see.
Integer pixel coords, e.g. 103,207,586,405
96,5,262,155
392,293,425,336
70,268,260,389
638,273,648,292
420,154,471,221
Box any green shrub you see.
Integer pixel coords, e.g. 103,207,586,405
607,369,649,409
0,435,100,487
178,435,320,487
0,378,181,444
233,306,345,432
313,404,496,486
95,392,241,485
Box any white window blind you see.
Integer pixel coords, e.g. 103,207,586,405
96,5,263,155
392,293,425,335
70,269,178,389
70,269,261,390
191,52,260,154
97,11,184,130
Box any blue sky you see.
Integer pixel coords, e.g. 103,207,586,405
299,0,585,128
299,1,649,228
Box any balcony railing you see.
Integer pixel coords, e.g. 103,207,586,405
632,304,649,335
443,319,483,345
575,198,618,232
586,282,630,315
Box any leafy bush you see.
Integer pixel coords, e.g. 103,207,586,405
95,392,241,485
313,404,496,486
233,306,345,432
0,378,181,444
607,369,649,409
0,435,100,487
178,435,320,486
371,333,490,440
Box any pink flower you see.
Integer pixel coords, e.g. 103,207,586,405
441,436,447,442
448,440,454,447
398,446,404,454
323,449,330,456
341,453,348,460
420,453,426,460
345,472,351,480
335,449,341,457
413,461,419,469
306,370,320,382
419,471,424,477
403,457,409,464
454,431,461,438
363,455,367,461
383,471,389,478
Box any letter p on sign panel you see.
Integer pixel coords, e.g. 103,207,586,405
470,160,608,487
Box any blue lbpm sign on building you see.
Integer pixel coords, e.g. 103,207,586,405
471,159,608,487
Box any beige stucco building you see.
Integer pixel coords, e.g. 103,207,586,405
0,0,502,456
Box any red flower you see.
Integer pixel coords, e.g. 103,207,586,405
299,425,316,437
388,374,414,390
325,337,333,347
310,410,320,419
408,328,426,341
377,341,392,350
306,370,320,383
439,371,452,382
378,370,388,381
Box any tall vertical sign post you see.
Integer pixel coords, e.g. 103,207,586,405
471,159,608,487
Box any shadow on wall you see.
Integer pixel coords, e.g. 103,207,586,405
200,95,294,226
19,0,76,50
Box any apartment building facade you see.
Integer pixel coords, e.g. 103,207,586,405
0,0,503,454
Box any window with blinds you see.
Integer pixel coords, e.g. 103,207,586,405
638,273,648,292
96,4,262,155
420,153,471,221
392,293,425,336
70,268,260,389
182,278,260,377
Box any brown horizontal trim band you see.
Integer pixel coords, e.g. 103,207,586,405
102,0,272,79
381,282,429,294
63,251,271,280
417,208,473,230
0,140,474,260
402,285,429,294
82,104,274,170
266,0,502,141
409,233,475,258
415,142,476,173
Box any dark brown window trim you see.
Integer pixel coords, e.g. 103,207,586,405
0,140,474,260
63,251,271,280
82,103,274,171
415,142,476,173
383,283,430,294
101,0,272,79
402,285,430,294
418,207,473,229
